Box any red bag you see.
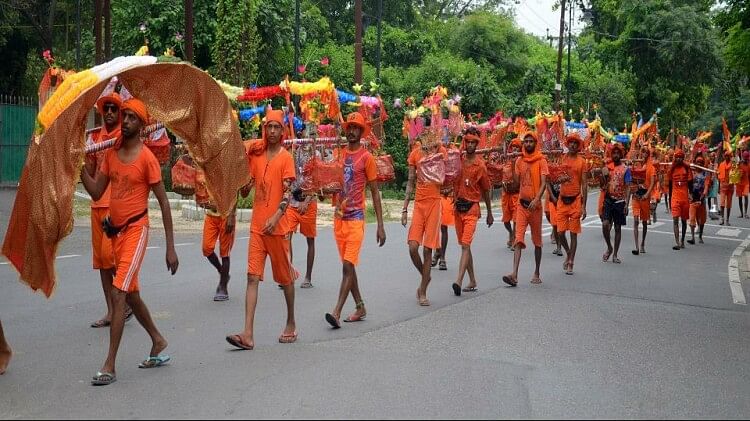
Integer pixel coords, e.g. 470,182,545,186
443,149,462,184
171,154,196,196
487,160,504,186
145,127,171,165
548,163,571,184
301,157,344,194
376,154,395,183
417,152,446,185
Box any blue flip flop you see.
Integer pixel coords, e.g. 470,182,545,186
138,355,171,369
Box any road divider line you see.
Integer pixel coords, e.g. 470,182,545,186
728,235,749,305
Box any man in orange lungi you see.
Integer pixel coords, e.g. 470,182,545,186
601,142,631,264
402,135,446,306
500,138,522,249
631,146,656,255
226,109,299,350
669,149,693,250
737,151,750,218
81,98,179,385
556,133,587,275
86,91,133,328
451,130,493,296
717,151,734,226
324,113,386,328
0,320,9,375
688,156,711,245
502,132,548,286
199,176,236,301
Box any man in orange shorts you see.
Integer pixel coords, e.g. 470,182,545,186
200,182,236,301
669,149,693,250
402,135,446,306
556,133,587,275
0,320,10,375
226,109,298,350
81,98,179,385
500,138,522,249
433,186,454,271
286,186,317,289
631,146,656,255
451,129,493,296
688,156,711,245
737,151,750,218
717,150,735,226
325,113,386,328
502,132,548,286
86,91,133,328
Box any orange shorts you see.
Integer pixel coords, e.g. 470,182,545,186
454,203,480,246
556,198,582,234
738,184,749,197
501,193,518,223
514,203,543,249
91,207,115,270
689,202,707,227
546,199,557,227
408,198,441,250
721,186,734,207
440,196,455,226
112,224,149,293
632,198,651,221
671,199,690,220
651,184,661,202
334,218,365,266
248,232,296,285
286,201,317,238
202,214,235,258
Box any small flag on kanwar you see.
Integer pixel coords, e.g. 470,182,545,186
722,118,732,153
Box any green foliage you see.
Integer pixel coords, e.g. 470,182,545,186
723,23,750,77
237,191,255,209
363,24,436,68
212,0,260,86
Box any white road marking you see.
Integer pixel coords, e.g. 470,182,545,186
717,228,741,238
174,243,194,247
650,222,665,228
0,261,8,265
580,224,743,243
146,246,160,250
237,236,250,240
57,255,81,259
705,223,750,230
727,235,749,305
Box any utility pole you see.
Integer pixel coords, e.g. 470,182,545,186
554,0,566,112
294,0,300,79
566,0,573,112
185,0,194,62
354,0,363,84
75,0,81,68
376,0,383,80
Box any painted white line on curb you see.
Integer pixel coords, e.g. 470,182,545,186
728,235,749,305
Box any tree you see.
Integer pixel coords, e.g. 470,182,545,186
212,0,259,86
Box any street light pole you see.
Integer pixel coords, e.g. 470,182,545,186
554,0,566,112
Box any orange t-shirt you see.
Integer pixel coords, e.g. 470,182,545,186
455,156,490,203
408,145,447,201
249,148,296,236
100,145,161,227
89,125,120,208
559,155,586,197
633,161,656,194
338,147,377,221
717,161,732,184
738,162,750,188
670,165,693,203
515,157,549,201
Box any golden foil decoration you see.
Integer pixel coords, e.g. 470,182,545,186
3,62,250,297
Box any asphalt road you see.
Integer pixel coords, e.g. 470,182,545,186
1,189,749,419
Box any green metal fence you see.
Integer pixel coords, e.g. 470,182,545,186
0,95,36,186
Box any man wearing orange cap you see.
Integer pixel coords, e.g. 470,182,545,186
502,131,548,286
556,133,587,275
717,151,734,226
402,133,447,306
81,98,179,385
85,91,133,328
669,149,693,250
325,113,386,328
631,146,656,255
226,109,298,351
451,129,493,295
500,138,522,249
688,156,711,244
600,142,631,264
737,151,750,219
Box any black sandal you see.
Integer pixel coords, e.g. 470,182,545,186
452,283,461,296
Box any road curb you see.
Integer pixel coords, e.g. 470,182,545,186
728,235,749,305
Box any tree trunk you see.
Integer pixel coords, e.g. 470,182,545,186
354,0,363,84
94,0,103,64
185,0,194,62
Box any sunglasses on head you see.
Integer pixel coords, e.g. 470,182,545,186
103,104,118,113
